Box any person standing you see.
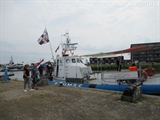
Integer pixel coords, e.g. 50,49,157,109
23,64,34,92
31,63,40,89
116,57,121,71
38,65,43,77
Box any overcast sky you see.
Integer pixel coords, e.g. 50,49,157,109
0,0,160,64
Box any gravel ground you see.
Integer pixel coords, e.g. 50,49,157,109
0,80,160,120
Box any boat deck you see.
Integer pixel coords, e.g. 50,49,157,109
89,70,160,85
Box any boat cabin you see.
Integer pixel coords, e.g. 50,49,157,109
53,33,92,83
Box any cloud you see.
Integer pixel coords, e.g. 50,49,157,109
0,0,159,64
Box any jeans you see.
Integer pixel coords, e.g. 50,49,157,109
24,78,30,89
32,77,39,85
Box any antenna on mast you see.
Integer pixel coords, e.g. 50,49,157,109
61,32,78,56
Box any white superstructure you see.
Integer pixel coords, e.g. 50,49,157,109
53,33,92,83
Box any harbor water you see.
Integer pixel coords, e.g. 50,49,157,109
0,70,160,83
0,71,24,80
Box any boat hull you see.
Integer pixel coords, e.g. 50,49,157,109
48,80,160,95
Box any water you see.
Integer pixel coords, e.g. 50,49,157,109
0,71,23,80
0,71,160,83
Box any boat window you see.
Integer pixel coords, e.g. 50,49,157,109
80,59,83,63
66,59,70,63
72,59,76,63
77,58,80,63
60,59,63,63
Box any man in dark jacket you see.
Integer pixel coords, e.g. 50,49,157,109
31,63,40,89
116,57,121,71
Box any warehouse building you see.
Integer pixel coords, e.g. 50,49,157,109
130,42,160,63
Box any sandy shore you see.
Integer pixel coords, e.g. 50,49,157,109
0,80,160,120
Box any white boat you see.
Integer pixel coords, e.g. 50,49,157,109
15,63,23,70
2,57,24,71
0,67,4,72
53,33,92,83
48,33,160,95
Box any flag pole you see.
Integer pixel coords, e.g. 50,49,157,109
49,40,54,61
40,7,54,63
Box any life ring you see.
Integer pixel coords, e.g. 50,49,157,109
144,67,156,77
129,66,137,71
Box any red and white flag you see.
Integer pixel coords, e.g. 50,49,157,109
36,59,44,68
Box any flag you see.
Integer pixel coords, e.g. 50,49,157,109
36,59,44,68
62,33,68,36
37,29,49,45
55,46,60,53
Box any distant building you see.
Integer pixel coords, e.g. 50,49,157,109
90,56,124,64
130,42,160,63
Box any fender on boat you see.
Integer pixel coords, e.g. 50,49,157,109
144,67,156,77
129,66,137,71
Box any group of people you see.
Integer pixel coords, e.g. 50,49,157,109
23,58,121,91
23,62,53,92
23,63,40,92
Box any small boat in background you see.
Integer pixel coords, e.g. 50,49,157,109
0,56,24,72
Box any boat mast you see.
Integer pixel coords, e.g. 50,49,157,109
9,56,14,65
61,32,78,56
